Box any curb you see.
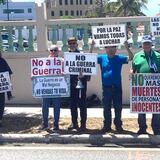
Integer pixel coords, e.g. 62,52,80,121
0,134,160,144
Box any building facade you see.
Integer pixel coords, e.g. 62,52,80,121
0,2,36,20
45,0,96,19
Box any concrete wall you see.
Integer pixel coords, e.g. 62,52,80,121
1,3,150,105
4,51,131,105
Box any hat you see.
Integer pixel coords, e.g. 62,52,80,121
67,37,77,43
49,45,59,51
141,35,152,44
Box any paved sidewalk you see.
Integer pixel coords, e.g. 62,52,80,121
0,106,158,145
4,106,152,118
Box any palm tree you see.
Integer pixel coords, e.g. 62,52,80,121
95,0,107,17
0,0,6,4
104,1,118,17
114,0,148,16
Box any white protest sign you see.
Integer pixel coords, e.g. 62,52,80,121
64,52,97,75
32,75,70,98
0,72,12,93
150,17,160,37
92,24,126,47
31,57,63,77
130,73,160,114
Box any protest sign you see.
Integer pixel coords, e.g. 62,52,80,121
92,24,126,47
130,73,160,113
0,71,12,93
64,52,97,75
150,17,160,37
32,75,70,98
31,57,63,77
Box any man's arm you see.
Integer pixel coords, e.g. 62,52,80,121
124,41,133,61
89,39,95,53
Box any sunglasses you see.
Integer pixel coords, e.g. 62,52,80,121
69,42,76,45
50,49,58,52
105,46,117,49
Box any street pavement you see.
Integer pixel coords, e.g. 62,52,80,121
0,106,159,145
0,146,160,160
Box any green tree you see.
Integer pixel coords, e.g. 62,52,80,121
113,0,148,16
104,1,118,17
95,0,107,17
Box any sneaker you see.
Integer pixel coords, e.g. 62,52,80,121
101,126,112,133
68,123,79,131
79,125,87,132
39,125,49,131
116,126,124,132
137,129,147,134
53,126,59,131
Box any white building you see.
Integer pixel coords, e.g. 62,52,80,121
0,2,36,20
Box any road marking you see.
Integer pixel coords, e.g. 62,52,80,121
0,146,160,151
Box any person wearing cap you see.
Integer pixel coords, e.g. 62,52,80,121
90,40,133,133
40,45,61,131
67,37,90,132
0,50,13,128
132,35,160,135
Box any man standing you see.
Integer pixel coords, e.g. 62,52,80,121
0,51,13,128
90,41,133,133
67,37,90,132
132,35,160,135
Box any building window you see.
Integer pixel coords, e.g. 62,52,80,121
76,10,79,16
70,0,73,5
60,10,63,16
28,8,32,13
90,0,93,5
85,0,88,5
76,0,78,5
65,0,68,5
71,10,74,16
80,0,82,5
46,2,51,8
80,10,82,16
59,0,62,5
65,10,68,16
51,11,54,16
3,9,24,14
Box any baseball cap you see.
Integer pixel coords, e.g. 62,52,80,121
68,37,77,43
141,35,152,44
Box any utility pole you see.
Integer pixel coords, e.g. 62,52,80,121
100,0,103,17
6,0,9,20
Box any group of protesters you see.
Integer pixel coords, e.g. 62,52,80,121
1,31,160,135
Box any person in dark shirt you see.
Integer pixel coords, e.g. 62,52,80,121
0,51,13,127
67,37,90,132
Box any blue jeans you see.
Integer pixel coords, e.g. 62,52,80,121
42,98,61,127
138,114,160,133
102,86,122,128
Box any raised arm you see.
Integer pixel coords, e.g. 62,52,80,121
124,41,133,61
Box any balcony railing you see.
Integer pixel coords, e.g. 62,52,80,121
0,3,159,53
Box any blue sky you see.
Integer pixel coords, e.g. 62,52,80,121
11,0,160,16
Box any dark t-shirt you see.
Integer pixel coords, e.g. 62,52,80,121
69,49,90,89
0,57,13,74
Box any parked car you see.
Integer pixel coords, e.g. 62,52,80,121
1,33,29,51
